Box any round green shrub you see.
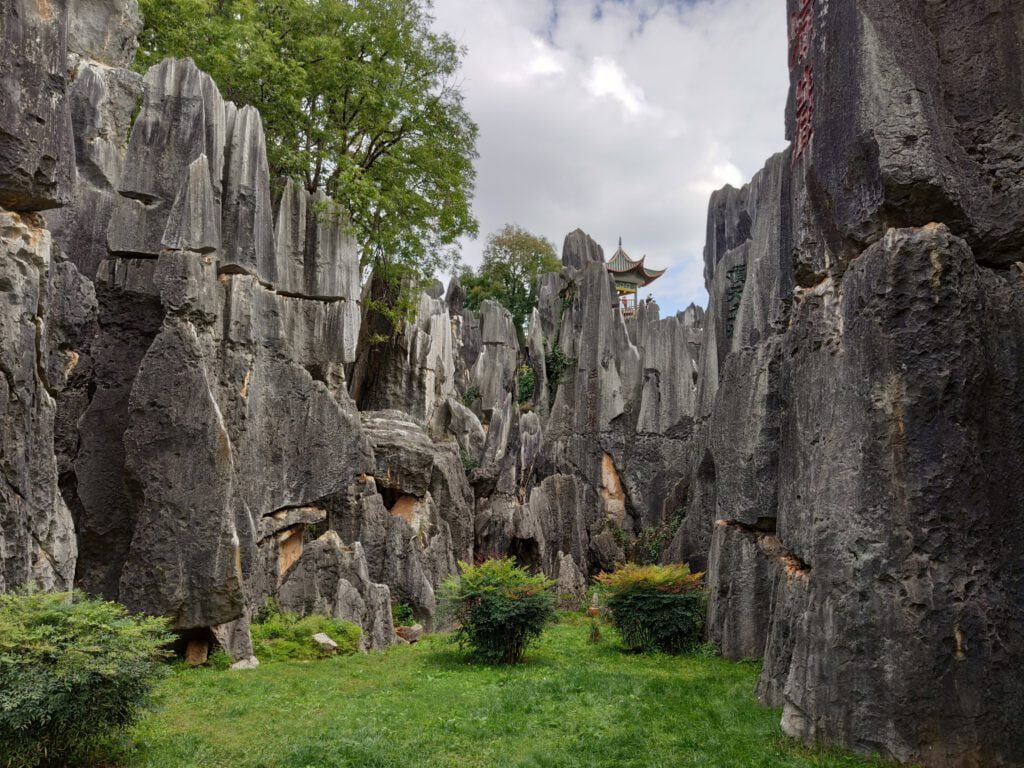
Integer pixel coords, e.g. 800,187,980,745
0,589,172,768
596,563,707,654
440,558,555,664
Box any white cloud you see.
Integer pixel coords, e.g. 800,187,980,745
431,0,789,313
582,56,647,116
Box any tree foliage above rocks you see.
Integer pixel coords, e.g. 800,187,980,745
460,224,561,331
136,0,479,288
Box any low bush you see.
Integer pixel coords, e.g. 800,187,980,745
391,599,416,627
544,346,575,401
0,589,172,768
440,558,555,663
461,449,480,473
596,563,706,654
250,603,361,662
461,385,481,407
517,364,535,405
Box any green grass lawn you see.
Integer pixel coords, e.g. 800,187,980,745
128,618,892,768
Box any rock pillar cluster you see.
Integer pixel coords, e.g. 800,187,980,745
1,2,1021,765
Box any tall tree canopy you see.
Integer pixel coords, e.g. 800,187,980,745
460,224,561,332
137,0,478,291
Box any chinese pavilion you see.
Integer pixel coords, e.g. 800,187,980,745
606,238,666,316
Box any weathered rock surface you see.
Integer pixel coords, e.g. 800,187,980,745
350,279,457,422
278,532,394,650
771,225,1024,766
3,6,1020,764
786,0,1024,281
350,410,474,623
0,0,76,211
0,212,80,592
107,58,225,258
118,318,242,628
53,53,381,648
473,300,518,417
682,3,1024,764
66,0,140,67
47,61,142,278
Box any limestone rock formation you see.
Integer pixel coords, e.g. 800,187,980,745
0,2,88,593
0,213,81,592
770,224,1024,767
0,0,76,211
473,300,518,417
278,533,394,651
66,0,141,66
349,410,474,623
684,3,1024,765
350,279,457,422
48,50,381,649
2,5,1020,765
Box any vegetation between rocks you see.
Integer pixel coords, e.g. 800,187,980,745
250,603,361,662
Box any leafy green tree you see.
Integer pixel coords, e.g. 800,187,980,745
136,0,478,299
460,224,561,330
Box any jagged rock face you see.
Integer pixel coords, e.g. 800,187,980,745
118,317,242,627
0,0,76,211
771,225,1024,766
560,228,605,271
433,398,485,464
72,260,163,597
348,411,474,624
705,521,781,660
55,56,377,645
66,0,140,67
278,533,394,651
545,258,639,490
47,61,143,278
539,235,702,534
674,151,791,566
473,300,518,417
0,213,81,592
0,3,91,593
785,0,1024,283
688,3,1024,764
108,59,226,259
350,279,457,423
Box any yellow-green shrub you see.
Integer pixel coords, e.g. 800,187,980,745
596,563,706,654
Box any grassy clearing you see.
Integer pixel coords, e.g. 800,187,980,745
129,617,893,768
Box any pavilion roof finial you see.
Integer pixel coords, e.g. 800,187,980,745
618,236,622,249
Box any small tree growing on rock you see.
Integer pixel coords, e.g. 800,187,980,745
440,558,555,664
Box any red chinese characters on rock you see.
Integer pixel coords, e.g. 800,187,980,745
794,65,814,162
788,0,814,68
789,0,815,162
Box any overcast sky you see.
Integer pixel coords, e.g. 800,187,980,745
430,0,789,313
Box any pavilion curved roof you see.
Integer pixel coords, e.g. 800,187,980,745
607,240,666,285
